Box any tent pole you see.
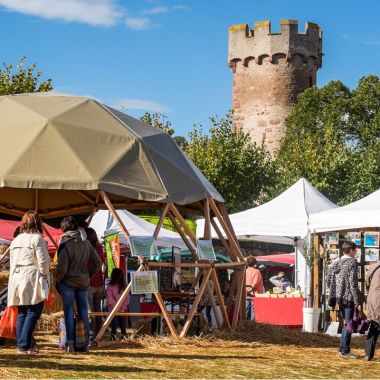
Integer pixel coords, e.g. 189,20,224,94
209,198,244,262
169,203,196,245
219,202,240,244
232,267,244,328
203,198,211,240
179,267,212,337
95,264,144,342
99,190,131,238
167,211,197,260
87,207,97,226
34,189,39,212
41,222,59,249
153,203,170,239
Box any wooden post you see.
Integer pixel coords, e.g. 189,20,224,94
179,267,212,337
34,189,39,212
153,204,170,239
205,275,222,329
169,203,196,245
211,268,231,330
41,222,59,249
232,267,244,328
95,265,143,342
153,291,178,337
99,191,131,239
208,198,244,262
87,207,97,226
313,234,320,308
210,218,238,262
203,198,211,240
167,211,197,259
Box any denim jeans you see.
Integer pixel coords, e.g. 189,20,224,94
17,301,44,350
339,305,355,354
198,305,212,324
246,299,254,321
111,316,127,336
59,282,90,346
364,321,379,359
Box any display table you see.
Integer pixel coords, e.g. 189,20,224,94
252,297,303,326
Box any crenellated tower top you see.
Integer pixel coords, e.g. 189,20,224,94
228,19,322,71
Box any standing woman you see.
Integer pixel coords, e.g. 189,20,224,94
8,211,50,354
363,260,380,361
85,227,105,342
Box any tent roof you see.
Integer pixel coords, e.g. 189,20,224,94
197,178,337,239
0,219,62,252
0,93,223,217
89,209,190,250
309,188,380,232
255,253,295,266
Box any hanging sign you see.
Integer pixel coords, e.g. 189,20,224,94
128,236,160,259
104,232,120,277
197,239,216,260
131,271,158,294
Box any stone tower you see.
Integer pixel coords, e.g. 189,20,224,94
228,20,322,154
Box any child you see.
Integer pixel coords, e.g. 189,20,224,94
107,268,129,340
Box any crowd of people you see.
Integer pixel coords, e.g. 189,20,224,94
4,210,130,354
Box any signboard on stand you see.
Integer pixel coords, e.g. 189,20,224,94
197,239,216,260
131,271,159,294
128,236,160,259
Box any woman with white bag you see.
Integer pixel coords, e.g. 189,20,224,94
8,210,50,354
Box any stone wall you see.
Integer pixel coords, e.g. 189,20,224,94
228,20,322,155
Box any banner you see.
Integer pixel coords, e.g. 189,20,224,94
104,232,120,277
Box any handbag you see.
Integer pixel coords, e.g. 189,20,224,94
0,306,18,339
74,318,88,352
346,309,370,334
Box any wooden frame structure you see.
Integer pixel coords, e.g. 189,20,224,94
0,188,246,339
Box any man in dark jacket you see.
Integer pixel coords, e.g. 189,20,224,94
57,216,101,353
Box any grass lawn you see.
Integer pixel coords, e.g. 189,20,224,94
0,322,378,379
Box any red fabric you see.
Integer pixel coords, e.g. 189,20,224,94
140,303,160,318
89,245,105,287
0,219,62,253
252,297,303,326
0,306,18,339
255,254,295,265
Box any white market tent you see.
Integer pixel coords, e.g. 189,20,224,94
309,188,380,232
197,178,338,292
89,209,190,250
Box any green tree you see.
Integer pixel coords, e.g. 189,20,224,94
185,111,275,212
0,57,53,95
172,135,188,150
275,76,380,204
140,112,174,135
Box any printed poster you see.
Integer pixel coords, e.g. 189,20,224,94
128,236,160,259
197,239,216,260
131,271,158,294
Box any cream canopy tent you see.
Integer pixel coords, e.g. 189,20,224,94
89,209,190,249
197,178,338,292
0,92,245,338
0,93,222,218
309,187,380,232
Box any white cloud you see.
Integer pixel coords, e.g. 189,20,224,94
124,17,151,31
0,0,123,26
114,98,170,113
141,6,168,15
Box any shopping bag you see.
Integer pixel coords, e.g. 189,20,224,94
44,292,55,312
74,318,88,351
0,306,18,339
58,317,66,349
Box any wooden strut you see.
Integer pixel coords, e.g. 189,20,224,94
34,189,39,212
203,198,211,240
211,268,231,330
180,267,212,337
153,204,170,239
169,203,197,245
41,222,59,249
0,246,10,265
210,218,238,262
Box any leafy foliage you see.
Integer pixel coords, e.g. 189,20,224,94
274,76,380,205
185,111,275,212
0,57,52,95
140,112,174,135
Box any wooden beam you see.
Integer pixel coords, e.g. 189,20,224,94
203,198,211,240
179,268,212,337
40,205,94,219
95,265,143,342
167,211,197,260
153,204,170,239
232,268,244,328
76,190,96,205
154,291,178,337
206,276,222,330
219,202,239,243
0,246,10,265
0,205,25,217
34,189,39,212
210,218,238,262
209,198,244,262
211,268,231,331
87,207,97,225
227,270,237,307
169,203,196,245
99,190,130,238
41,222,59,249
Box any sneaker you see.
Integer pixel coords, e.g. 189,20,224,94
27,348,39,355
364,355,373,361
65,344,75,353
339,352,358,359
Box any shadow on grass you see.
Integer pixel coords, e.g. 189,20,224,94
0,356,162,374
213,321,367,349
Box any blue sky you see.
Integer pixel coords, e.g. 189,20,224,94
0,0,379,137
